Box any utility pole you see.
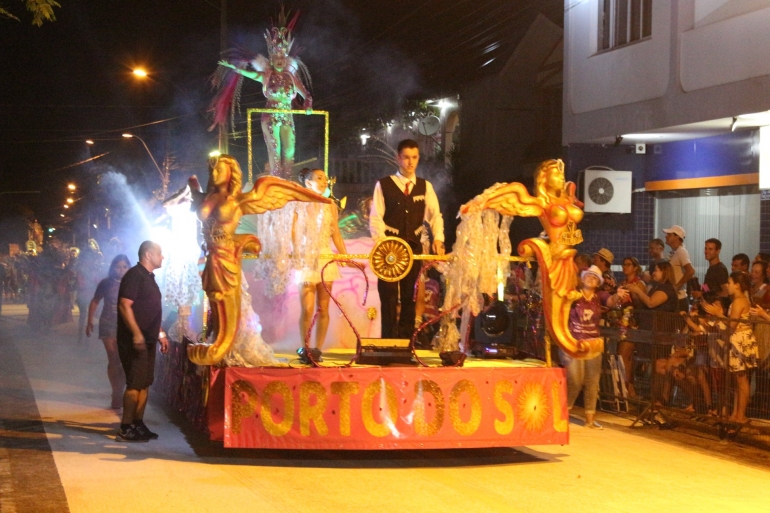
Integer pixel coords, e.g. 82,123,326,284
219,0,229,154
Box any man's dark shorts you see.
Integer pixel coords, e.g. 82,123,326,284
118,340,156,390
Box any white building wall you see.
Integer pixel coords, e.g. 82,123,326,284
563,0,770,144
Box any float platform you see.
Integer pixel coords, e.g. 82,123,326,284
156,345,569,450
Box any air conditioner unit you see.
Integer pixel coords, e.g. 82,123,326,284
583,168,633,213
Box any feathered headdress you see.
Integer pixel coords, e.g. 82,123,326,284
265,6,299,57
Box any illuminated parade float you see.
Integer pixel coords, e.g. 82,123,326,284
154,10,598,451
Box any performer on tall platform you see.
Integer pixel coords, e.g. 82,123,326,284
210,8,312,179
369,139,445,338
295,168,347,350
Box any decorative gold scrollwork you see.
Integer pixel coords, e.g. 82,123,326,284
369,237,414,282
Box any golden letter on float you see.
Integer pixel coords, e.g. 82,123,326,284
330,382,359,436
413,380,445,436
260,381,294,436
299,381,329,436
230,380,258,435
362,378,399,437
493,380,514,435
552,381,568,432
449,380,482,436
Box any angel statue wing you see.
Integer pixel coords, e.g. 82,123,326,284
460,182,544,218
240,176,330,214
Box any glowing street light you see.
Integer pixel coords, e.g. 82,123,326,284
66,198,74,204
133,68,148,78
67,184,76,191
85,139,94,145
63,204,69,209
122,133,168,198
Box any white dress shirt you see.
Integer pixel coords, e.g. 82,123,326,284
369,173,444,243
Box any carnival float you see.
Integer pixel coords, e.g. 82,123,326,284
153,9,598,450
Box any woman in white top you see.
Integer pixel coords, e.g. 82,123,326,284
295,168,347,350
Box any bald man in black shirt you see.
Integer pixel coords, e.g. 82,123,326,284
115,241,169,442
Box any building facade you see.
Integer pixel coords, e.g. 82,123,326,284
563,0,770,274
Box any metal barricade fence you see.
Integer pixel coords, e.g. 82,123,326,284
598,308,770,444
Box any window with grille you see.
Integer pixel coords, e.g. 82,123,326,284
598,0,652,51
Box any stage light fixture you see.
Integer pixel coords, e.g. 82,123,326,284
297,347,322,365
471,301,517,359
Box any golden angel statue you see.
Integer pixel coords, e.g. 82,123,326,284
461,159,602,359
187,154,330,365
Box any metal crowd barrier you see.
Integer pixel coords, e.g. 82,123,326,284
597,308,770,445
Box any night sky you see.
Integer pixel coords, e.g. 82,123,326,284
0,0,559,249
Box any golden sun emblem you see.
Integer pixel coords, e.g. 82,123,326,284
370,236,414,282
517,382,550,432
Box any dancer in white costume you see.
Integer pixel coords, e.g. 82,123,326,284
295,168,347,349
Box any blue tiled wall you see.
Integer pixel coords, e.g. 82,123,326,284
578,192,656,279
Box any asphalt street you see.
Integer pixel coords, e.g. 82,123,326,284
1,303,770,513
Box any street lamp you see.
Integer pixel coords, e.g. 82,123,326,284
132,68,148,78
122,133,169,198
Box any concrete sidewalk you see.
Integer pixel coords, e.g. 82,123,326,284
2,303,770,513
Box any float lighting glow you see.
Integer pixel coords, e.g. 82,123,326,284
60,214,65,217
63,204,69,209
85,140,94,145
209,150,221,158
132,68,148,77
162,203,204,307
122,133,133,138
360,134,370,145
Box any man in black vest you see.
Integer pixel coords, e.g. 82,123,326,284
370,139,445,338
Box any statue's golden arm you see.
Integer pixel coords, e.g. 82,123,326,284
238,176,330,214
461,182,544,218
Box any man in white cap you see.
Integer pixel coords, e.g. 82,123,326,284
663,225,695,311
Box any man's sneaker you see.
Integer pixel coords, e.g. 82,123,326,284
133,421,159,440
115,425,149,443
